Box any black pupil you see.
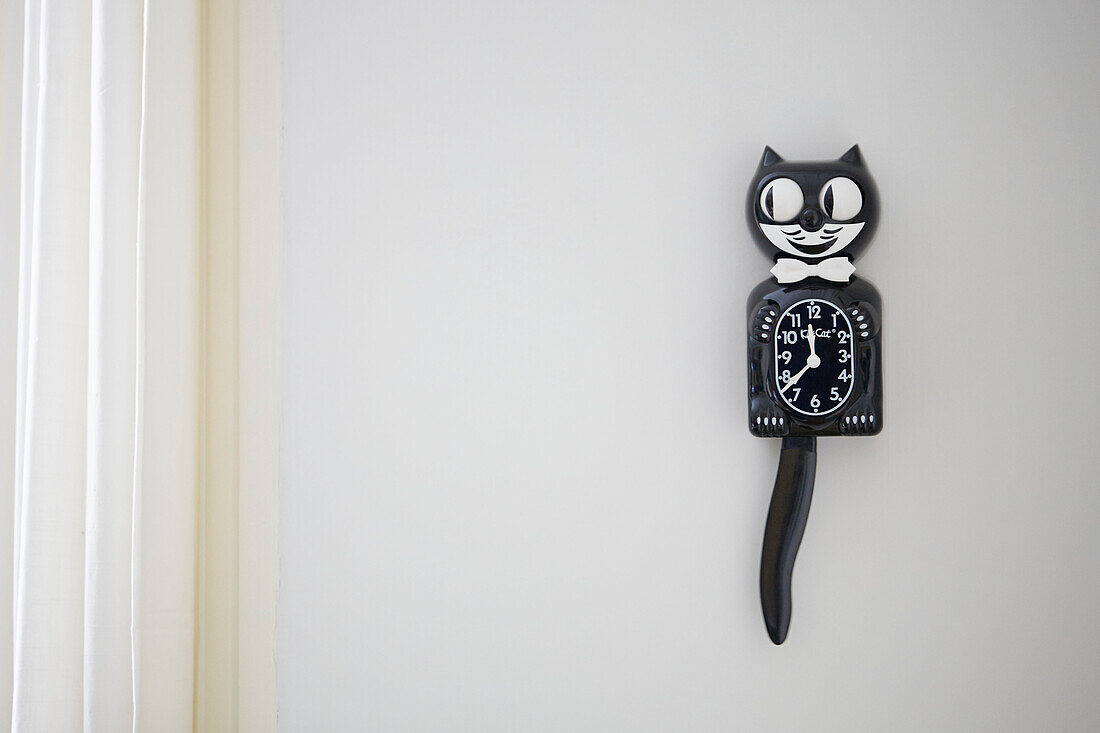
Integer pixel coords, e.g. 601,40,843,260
774,300,854,416
764,187,774,219
822,185,834,218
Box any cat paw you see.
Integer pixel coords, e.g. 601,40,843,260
845,302,878,342
838,403,880,435
751,301,780,343
750,399,789,437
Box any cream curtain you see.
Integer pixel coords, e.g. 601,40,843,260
0,0,279,730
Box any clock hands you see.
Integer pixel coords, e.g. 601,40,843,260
779,320,820,395
780,362,811,393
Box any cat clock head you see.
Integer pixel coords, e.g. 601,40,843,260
747,145,879,262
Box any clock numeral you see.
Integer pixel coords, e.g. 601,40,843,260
831,312,839,327
806,304,821,320
778,350,792,364
839,368,851,382
779,369,791,383
790,387,800,400
810,395,821,408
830,387,842,401
789,313,802,327
838,349,849,363
838,331,849,344
781,330,798,344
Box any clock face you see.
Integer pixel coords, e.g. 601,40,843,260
773,299,854,416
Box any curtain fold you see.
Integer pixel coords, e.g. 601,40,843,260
13,2,93,729
85,1,142,729
129,0,201,727
10,1,202,730
0,0,22,723
1,0,277,728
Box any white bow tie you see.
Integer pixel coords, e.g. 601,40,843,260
771,257,855,284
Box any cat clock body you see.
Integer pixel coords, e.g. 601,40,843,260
745,145,883,644
747,278,882,437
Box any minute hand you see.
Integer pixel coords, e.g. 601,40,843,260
780,362,811,394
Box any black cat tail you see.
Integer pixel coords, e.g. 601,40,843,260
760,436,817,645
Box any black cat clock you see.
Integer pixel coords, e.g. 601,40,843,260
746,145,883,644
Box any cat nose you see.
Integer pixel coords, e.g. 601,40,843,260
799,208,823,232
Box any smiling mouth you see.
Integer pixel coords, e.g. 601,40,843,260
787,237,837,255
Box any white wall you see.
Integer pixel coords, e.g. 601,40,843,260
279,1,1100,730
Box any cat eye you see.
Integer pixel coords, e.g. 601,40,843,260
759,178,803,223
819,177,862,221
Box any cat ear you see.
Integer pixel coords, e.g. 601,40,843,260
759,146,783,167
839,145,863,166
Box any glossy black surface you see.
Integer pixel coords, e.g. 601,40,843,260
747,145,879,262
760,436,816,645
745,146,884,644
748,278,882,437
